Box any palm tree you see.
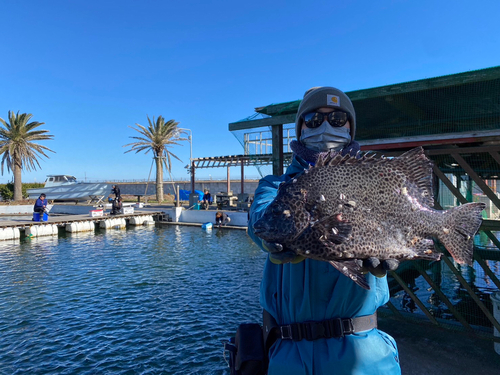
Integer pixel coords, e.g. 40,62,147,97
0,111,55,201
125,115,186,203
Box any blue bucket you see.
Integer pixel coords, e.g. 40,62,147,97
201,222,213,230
33,212,48,222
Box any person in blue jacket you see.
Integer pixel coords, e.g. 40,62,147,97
201,190,212,210
33,193,48,214
248,87,402,375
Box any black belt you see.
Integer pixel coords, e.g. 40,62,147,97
263,310,377,344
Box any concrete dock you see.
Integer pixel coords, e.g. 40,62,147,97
379,315,500,375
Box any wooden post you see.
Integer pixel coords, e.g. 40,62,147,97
227,166,230,193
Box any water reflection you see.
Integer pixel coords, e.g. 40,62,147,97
389,232,500,328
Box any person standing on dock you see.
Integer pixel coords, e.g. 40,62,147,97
112,185,121,199
33,193,49,215
247,87,401,374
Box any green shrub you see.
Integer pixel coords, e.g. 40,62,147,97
0,182,44,201
0,184,13,201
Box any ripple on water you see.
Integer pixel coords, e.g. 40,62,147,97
0,226,265,374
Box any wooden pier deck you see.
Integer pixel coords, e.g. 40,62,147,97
0,211,164,230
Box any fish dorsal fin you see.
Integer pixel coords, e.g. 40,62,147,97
389,147,434,207
315,147,434,207
315,150,376,168
315,151,350,168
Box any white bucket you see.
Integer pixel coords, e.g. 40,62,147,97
492,291,500,355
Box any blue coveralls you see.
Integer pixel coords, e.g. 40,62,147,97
248,155,401,375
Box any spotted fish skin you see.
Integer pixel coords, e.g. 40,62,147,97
252,147,485,289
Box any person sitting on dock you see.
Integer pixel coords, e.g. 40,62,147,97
110,197,122,215
33,193,49,215
215,211,230,227
201,190,211,210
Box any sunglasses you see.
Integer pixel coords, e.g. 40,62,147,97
302,110,350,128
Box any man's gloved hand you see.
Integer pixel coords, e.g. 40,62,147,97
262,240,305,264
357,257,400,277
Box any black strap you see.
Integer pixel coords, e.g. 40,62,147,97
264,310,377,342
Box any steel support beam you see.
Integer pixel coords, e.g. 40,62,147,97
272,124,284,176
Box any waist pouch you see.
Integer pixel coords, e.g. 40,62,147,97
223,312,377,375
223,323,266,375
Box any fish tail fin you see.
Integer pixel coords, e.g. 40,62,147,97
439,202,485,266
329,260,370,290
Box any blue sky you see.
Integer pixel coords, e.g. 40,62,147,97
1,0,500,184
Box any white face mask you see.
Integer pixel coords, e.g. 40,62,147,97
300,121,351,152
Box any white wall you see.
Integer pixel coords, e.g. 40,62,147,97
160,207,248,226
0,205,53,214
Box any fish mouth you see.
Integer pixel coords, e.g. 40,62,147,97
252,220,272,239
252,222,266,235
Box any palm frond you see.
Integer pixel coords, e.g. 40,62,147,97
125,115,185,174
0,111,54,174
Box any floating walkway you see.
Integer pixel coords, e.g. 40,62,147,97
0,211,163,240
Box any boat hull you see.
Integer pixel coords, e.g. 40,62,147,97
27,183,111,201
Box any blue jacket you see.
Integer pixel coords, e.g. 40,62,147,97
34,198,47,210
248,156,401,375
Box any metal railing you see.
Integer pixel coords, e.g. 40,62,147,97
383,144,500,342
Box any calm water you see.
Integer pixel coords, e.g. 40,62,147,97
2,225,499,374
0,226,266,375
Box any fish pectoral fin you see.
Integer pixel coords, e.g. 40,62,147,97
329,260,370,290
316,216,352,244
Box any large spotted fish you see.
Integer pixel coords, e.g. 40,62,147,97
252,147,485,289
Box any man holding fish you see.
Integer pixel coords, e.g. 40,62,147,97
248,86,403,375
248,86,484,374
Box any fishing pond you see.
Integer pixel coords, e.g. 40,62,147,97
0,225,498,374
0,226,264,374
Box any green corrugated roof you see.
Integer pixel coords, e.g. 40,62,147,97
255,66,500,116
236,66,500,141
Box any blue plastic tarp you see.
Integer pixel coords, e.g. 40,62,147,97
177,189,204,201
